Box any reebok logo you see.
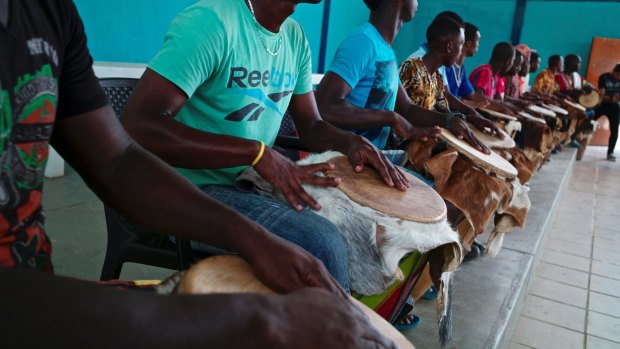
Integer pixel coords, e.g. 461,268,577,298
224,67,296,122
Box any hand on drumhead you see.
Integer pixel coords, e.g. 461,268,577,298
409,126,442,142
583,84,594,94
246,237,349,299
254,147,340,211
468,114,505,140
449,118,492,154
346,136,410,191
263,288,398,349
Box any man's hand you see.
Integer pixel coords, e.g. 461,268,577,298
262,289,398,349
245,236,348,298
582,84,594,94
468,114,505,140
390,113,441,142
346,135,410,191
254,147,340,211
449,117,491,154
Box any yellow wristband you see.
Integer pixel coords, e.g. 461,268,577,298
251,141,266,166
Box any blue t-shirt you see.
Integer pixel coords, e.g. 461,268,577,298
328,23,399,149
445,64,475,98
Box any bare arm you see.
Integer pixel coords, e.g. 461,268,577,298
0,268,396,349
51,105,344,295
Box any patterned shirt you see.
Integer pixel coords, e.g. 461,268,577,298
532,68,559,95
398,58,449,112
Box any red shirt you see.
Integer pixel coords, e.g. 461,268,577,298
469,64,505,99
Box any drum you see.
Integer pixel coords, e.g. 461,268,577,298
439,128,518,179
528,105,557,118
288,152,460,344
175,255,416,349
468,122,516,150
579,90,600,109
478,108,518,121
519,111,546,125
542,104,569,115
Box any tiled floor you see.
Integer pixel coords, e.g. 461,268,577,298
510,146,620,349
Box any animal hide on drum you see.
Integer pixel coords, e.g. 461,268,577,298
295,152,460,296
421,149,531,256
494,148,537,184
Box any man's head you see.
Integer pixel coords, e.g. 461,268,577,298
463,22,480,57
613,63,620,80
548,55,563,73
506,51,523,76
433,10,464,27
490,42,515,75
364,0,418,22
519,53,530,77
427,17,465,67
565,54,581,73
530,52,541,73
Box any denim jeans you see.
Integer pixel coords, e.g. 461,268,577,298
382,150,435,187
193,184,350,291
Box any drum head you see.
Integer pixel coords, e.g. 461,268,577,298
579,91,600,109
542,104,569,115
325,156,446,224
519,111,547,124
177,256,416,349
468,122,515,149
478,108,518,121
528,105,557,118
439,129,518,179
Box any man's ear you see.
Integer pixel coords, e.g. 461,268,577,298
446,40,454,54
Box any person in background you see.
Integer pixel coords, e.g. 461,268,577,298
524,51,541,91
504,51,524,99
532,55,563,95
596,64,620,161
469,42,516,101
0,0,397,348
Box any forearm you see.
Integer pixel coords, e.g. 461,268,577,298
122,116,261,170
446,90,476,116
78,141,272,257
397,102,448,127
318,99,394,131
297,119,360,154
0,267,271,349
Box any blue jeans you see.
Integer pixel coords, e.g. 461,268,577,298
193,185,350,291
382,150,435,187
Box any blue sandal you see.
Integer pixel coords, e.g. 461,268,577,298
393,314,422,331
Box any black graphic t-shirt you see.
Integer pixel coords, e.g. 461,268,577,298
0,0,107,271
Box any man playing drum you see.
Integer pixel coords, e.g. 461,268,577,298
1,0,396,347
469,42,516,101
532,55,563,95
121,0,412,293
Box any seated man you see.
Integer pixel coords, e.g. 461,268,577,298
315,2,497,162
556,54,595,97
121,0,410,291
469,42,516,101
408,11,490,121
445,23,516,116
524,51,541,92
532,54,563,95
1,0,393,347
504,51,524,99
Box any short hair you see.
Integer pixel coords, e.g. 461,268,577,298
427,17,463,46
434,11,464,27
363,0,381,10
464,23,479,42
565,54,580,66
530,52,540,61
490,42,515,63
548,55,562,67
614,63,620,73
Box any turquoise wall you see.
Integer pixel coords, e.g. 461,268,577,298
74,0,620,76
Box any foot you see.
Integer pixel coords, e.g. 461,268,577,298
472,239,487,253
394,313,422,331
463,244,481,262
569,140,581,148
607,154,617,162
421,286,438,301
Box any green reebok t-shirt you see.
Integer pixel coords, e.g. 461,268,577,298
148,0,313,186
